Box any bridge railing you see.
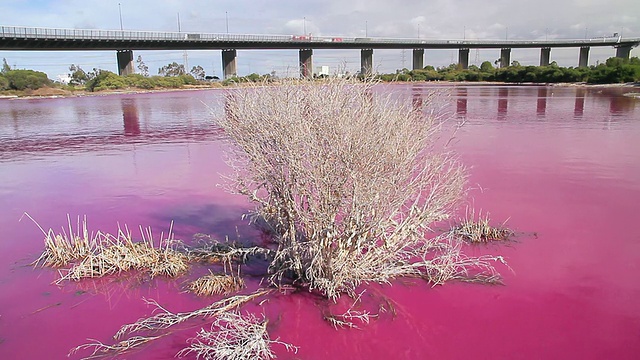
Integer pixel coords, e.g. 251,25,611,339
1,25,637,47
0,25,306,42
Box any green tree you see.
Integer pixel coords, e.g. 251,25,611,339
136,56,149,77
190,65,206,80
4,69,51,90
480,61,494,72
158,62,186,77
1,58,10,74
69,64,88,85
0,74,9,90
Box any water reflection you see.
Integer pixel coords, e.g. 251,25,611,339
0,94,226,161
456,87,467,118
536,87,548,117
412,86,423,111
574,88,585,118
609,93,636,116
497,87,509,120
121,98,141,136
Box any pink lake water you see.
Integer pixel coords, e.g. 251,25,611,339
0,85,639,359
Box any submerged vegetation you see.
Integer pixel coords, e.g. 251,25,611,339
30,77,516,359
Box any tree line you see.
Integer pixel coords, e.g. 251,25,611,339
2,56,639,94
378,56,640,84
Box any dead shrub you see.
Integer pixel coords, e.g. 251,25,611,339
218,78,501,300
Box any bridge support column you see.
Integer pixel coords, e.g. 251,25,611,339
412,49,424,70
500,48,511,68
299,49,313,78
116,50,134,76
458,48,469,69
222,49,237,79
540,47,551,66
615,45,632,59
361,49,373,77
579,46,590,67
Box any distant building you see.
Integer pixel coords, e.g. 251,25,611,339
316,65,330,77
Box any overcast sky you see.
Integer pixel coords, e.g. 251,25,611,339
1,0,638,79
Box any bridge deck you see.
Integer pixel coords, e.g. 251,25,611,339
1,26,638,51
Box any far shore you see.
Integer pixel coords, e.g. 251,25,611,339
1,81,638,100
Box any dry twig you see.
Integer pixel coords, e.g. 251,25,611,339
177,311,298,360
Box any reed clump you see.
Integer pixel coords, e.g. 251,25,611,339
187,271,246,297
31,216,188,283
219,77,504,300
450,210,514,243
30,214,97,268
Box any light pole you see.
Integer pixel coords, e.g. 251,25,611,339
303,17,306,35
177,12,181,32
365,20,368,37
225,11,229,33
417,23,420,38
118,3,123,31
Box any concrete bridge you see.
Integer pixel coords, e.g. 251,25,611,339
1,26,638,78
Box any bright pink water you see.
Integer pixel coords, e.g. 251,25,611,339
1,85,638,359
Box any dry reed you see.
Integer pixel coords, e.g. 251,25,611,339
187,271,246,297
28,214,98,268
71,290,273,359
186,234,273,264
218,77,504,300
29,215,188,283
114,289,272,340
69,335,163,360
323,291,377,329
450,209,514,243
177,311,298,360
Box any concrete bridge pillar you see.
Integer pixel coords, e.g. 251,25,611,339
500,48,511,68
222,49,237,79
458,48,469,69
361,49,373,77
116,50,134,75
540,47,551,66
299,49,313,78
578,46,590,67
412,49,424,70
615,45,632,59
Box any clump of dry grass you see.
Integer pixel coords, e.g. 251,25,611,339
450,209,514,243
27,214,98,268
29,215,188,283
177,311,298,360
187,271,246,297
218,77,504,300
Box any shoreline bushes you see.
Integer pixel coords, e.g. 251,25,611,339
379,56,640,84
